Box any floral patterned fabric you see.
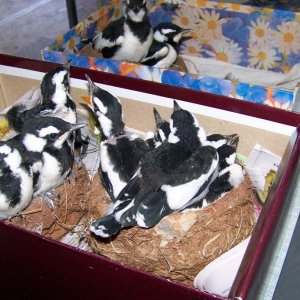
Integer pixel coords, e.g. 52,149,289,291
42,0,300,111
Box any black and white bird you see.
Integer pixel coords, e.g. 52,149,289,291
90,100,219,238
91,0,153,63
6,62,77,133
204,133,244,204
85,75,153,202
141,22,191,68
0,116,84,220
144,107,170,149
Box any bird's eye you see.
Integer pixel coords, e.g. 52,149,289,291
49,133,58,140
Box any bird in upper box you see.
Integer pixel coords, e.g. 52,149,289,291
0,116,84,220
91,0,153,63
90,101,220,238
141,22,191,69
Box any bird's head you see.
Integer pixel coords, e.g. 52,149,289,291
153,107,170,145
206,134,239,169
40,62,71,106
154,22,192,45
206,133,239,150
21,117,85,152
168,100,206,148
84,74,124,140
124,0,148,23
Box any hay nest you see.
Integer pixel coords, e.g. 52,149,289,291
87,173,256,286
8,164,94,240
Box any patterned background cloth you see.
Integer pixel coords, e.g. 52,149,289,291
42,0,300,110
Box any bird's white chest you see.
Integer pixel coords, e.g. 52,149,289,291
34,152,65,195
100,143,127,198
114,24,153,62
154,44,177,69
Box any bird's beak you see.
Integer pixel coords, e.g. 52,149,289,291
226,134,239,148
153,107,164,127
173,100,181,112
80,95,92,106
56,123,86,145
85,74,94,89
182,28,192,35
64,59,72,71
179,28,193,42
85,74,96,104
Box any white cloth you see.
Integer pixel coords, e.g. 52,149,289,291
194,236,251,298
181,54,300,91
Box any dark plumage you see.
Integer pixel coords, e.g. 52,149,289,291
142,22,191,68
0,116,84,219
85,75,152,201
92,0,153,62
90,100,218,237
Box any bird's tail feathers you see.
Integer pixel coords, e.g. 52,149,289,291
136,189,171,228
115,174,141,202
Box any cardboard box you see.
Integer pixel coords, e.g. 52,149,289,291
42,0,300,111
1,54,300,299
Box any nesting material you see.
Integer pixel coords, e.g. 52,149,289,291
87,173,256,286
7,165,94,240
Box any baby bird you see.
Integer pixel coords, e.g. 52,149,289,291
142,22,191,68
144,107,170,149
0,116,84,220
205,134,244,204
92,0,153,63
90,101,219,238
187,133,244,210
6,62,76,133
85,75,152,202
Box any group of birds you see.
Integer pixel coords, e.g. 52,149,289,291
0,63,85,220
88,0,191,68
83,74,244,238
0,56,244,239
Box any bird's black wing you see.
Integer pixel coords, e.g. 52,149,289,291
99,168,115,202
209,171,232,194
93,18,125,58
102,17,125,42
135,188,172,228
142,41,168,66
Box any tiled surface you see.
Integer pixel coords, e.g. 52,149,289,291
0,0,98,59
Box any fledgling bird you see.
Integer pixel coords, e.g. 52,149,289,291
90,100,219,238
5,62,77,133
205,133,244,204
142,22,191,68
85,75,152,202
144,107,170,149
187,133,244,210
91,0,153,63
0,116,84,220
